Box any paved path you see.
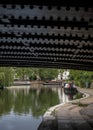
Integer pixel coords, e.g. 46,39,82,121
38,87,93,130
54,87,93,130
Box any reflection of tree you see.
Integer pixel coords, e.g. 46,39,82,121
0,89,13,116
31,88,59,117
0,88,59,118
14,90,30,114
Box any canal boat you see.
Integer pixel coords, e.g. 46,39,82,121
64,83,77,94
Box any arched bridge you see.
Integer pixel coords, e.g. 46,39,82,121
0,0,93,70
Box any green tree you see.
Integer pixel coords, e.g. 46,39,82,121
0,67,14,87
69,70,93,88
14,68,27,80
39,68,59,80
14,67,59,81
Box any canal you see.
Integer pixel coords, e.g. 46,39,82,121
0,86,78,130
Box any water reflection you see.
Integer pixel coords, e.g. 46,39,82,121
0,86,77,130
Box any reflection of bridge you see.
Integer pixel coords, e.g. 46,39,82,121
0,0,93,70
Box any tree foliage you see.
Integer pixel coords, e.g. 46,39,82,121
0,67,59,87
69,70,93,87
14,68,59,81
1,66,93,88
36,68,59,80
0,67,14,87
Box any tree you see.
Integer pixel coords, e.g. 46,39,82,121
69,69,93,88
14,67,59,81
0,67,14,87
38,68,59,80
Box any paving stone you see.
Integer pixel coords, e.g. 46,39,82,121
52,87,93,130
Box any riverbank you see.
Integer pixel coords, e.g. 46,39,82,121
51,87,93,130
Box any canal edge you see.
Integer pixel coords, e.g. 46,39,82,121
43,87,90,121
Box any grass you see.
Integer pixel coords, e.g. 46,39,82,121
75,92,83,99
72,102,88,107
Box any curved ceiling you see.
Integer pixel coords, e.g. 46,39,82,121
0,0,93,70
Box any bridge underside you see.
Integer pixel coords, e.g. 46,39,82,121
0,0,93,70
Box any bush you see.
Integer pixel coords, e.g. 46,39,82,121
75,92,82,99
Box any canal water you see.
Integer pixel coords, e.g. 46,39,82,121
0,86,78,130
